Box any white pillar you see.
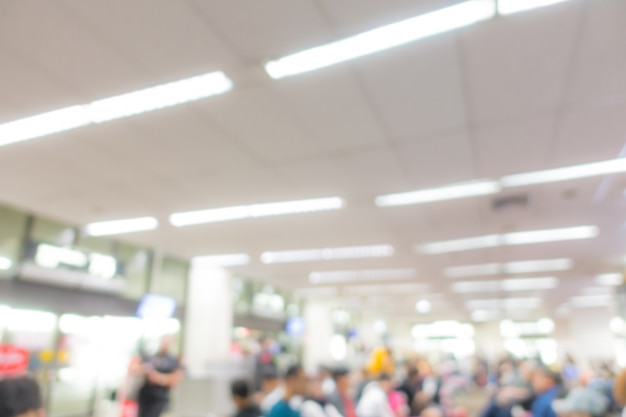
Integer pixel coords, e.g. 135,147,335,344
564,308,615,370
303,300,334,373
184,265,233,378
474,322,504,360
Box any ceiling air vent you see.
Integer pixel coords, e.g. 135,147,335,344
491,193,529,211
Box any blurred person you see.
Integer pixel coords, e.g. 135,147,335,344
256,337,278,391
356,373,395,417
388,389,409,417
614,369,626,417
479,360,536,417
268,364,307,417
137,337,183,417
321,367,337,397
301,375,342,417
529,366,562,417
396,367,420,415
328,367,357,417
552,387,610,417
0,376,42,417
355,368,374,405
259,369,286,415
562,355,580,387
414,362,442,414
367,347,395,377
231,380,262,417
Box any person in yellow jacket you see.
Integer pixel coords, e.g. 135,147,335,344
367,347,395,376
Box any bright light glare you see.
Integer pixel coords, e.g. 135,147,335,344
419,235,500,255
596,273,623,286
0,106,91,147
504,258,572,274
498,0,573,15
570,295,613,308
85,217,158,236
452,280,501,293
0,72,233,147
309,268,417,284
330,334,348,361
193,253,251,267
8,309,57,332
445,263,501,278
503,226,598,245
86,72,233,123
0,256,12,271
610,317,625,334
88,253,117,279
36,244,87,269
500,158,626,187
170,197,343,226
471,309,500,322
374,320,387,335
415,300,432,314
375,180,500,207
501,277,559,291
420,226,597,254
265,0,496,79
261,244,393,264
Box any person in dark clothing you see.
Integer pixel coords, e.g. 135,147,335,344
268,364,307,417
137,338,183,417
327,367,356,417
531,366,562,417
397,367,420,415
231,380,262,417
0,376,42,417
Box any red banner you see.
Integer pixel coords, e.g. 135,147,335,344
0,345,29,376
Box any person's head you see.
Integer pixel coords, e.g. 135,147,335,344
231,380,253,409
332,367,351,394
407,367,419,383
306,375,325,400
378,373,393,393
158,336,173,355
553,387,609,417
532,366,561,394
262,369,280,393
0,377,43,417
519,360,538,382
284,364,306,397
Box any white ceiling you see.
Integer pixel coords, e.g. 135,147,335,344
1,0,625,321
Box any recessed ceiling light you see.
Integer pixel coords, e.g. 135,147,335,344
0,72,233,147
375,180,500,207
596,273,623,286
418,235,500,255
260,244,393,264
501,277,559,291
445,263,502,278
192,253,251,267
309,268,417,284
264,0,496,79
502,226,598,245
84,217,158,236
415,300,432,314
445,258,571,278
500,158,626,187
570,294,613,308
170,197,343,227
419,226,597,254
0,256,12,271
498,0,573,15
504,258,572,274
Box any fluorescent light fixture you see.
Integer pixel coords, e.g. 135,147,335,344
309,268,417,284
498,0,572,15
471,309,500,322
596,273,623,286
375,180,500,207
170,197,343,227
452,280,501,293
0,72,233,147
504,258,572,274
0,106,91,147
570,294,613,308
192,253,251,267
445,263,501,278
261,244,393,264
500,158,626,187
85,217,158,236
421,226,597,254
85,72,233,123
453,277,558,293
501,277,558,291
0,256,12,271
344,283,429,296
503,226,598,245
419,235,500,255
445,258,571,278
36,244,87,269
265,0,496,79
466,297,541,310
580,287,614,296
415,300,432,314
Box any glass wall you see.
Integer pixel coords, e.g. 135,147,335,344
0,205,27,278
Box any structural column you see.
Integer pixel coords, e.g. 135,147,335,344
303,300,334,373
